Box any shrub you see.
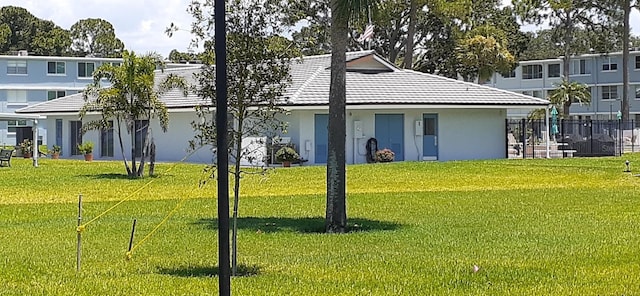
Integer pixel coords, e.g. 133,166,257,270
375,148,395,162
19,139,32,155
77,141,94,155
275,146,299,162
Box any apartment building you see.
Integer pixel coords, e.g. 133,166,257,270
0,51,198,146
0,51,122,145
486,50,640,124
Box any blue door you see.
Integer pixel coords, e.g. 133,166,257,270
375,114,404,161
314,114,328,164
422,114,438,160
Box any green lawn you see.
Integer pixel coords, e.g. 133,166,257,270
1,155,639,295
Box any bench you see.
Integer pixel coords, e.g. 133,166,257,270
0,149,14,167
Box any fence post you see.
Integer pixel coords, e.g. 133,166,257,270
77,194,82,272
521,118,526,159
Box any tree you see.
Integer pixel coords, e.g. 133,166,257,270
326,0,378,233
29,20,71,56
456,25,516,82
548,80,591,118
183,0,298,275
0,23,10,50
412,1,524,80
70,18,125,57
80,50,187,177
167,49,203,63
0,6,71,55
620,0,638,122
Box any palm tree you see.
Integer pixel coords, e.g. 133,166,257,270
80,50,187,177
326,0,377,233
548,80,591,118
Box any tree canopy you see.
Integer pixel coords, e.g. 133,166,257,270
0,6,124,57
70,18,125,57
0,6,71,55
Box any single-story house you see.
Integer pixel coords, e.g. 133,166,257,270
16,51,549,164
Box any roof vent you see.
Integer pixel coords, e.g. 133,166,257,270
17,50,28,56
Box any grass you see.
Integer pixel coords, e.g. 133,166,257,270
1,155,640,295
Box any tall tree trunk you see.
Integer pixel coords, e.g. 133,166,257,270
231,128,242,276
116,117,132,175
403,0,417,69
130,121,137,177
561,13,573,119
622,0,631,122
326,0,348,233
148,140,155,176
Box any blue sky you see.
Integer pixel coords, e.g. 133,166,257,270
3,0,640,58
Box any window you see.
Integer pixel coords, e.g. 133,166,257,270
70,121,82,155
570,59,591,75
134,120,149,157
601,86,618,100
47,61,65,74
532,90,543,98
7,120,27,133
602,57,617,71
109,62,121,67
55,119,63,151
7,90,27,103
636,56,640,69
7,60,27,74
522,65,542,79
47,90,66,100
548,64,561,78
77,62,95,78
101,121,114,157
501,69,516,78
635,85,640,99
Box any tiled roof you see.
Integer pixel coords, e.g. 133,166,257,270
16,51,547,114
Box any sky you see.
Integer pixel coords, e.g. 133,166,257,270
3,0,640,58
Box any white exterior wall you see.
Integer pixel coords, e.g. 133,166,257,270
45,112,213,163
287,108,506,165
43,107,507,164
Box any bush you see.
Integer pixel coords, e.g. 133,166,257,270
77,141,94,155
19,139,32,155
275,146,299,162
375,148,395,162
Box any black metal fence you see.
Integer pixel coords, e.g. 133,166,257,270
506,119,638,159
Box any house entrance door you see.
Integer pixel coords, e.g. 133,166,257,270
422,114,438,160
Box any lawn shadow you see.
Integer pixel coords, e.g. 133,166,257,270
157,264,260,278
195,216,402,234
80,173,164,180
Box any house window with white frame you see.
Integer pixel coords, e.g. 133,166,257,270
77,62,95,78
47,61,66,74
101,121,114,157
548,63,561,78
7,60,27,74
601,85,618,100
636,56,640,69
635,85,640,100
570,59,591,75
70,121,83,155
602,57,617,71
47,90,66,100
7,90,27,103
501,69,516,78
522,65,542,79
7,120,27,134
